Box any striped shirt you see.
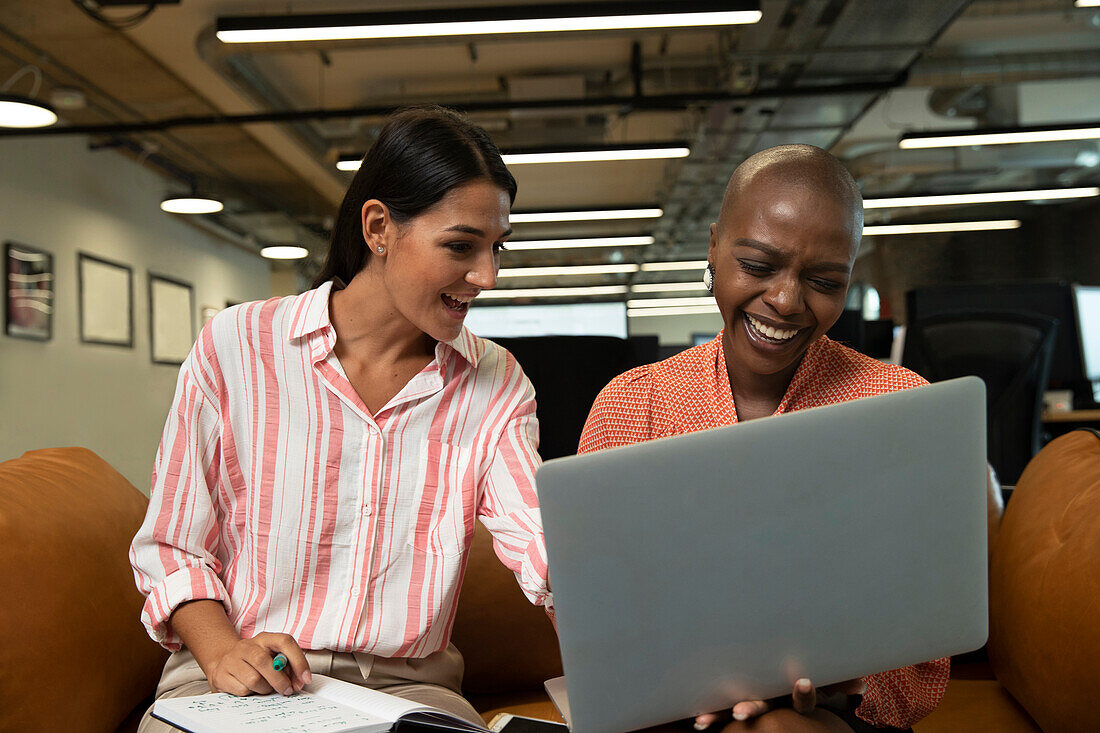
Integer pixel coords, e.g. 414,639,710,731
579,334,950,730
130,280,550,657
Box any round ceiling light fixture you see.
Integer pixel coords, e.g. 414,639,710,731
0,94,58,128
260,245,309,260
160,195,224,214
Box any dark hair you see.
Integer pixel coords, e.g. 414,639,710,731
313,106,517,288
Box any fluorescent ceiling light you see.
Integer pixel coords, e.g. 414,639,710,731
498,264,639,278
864,187,1100,209
502,146,690,165
507,236,654,251
477,285,629,299
0,95,57,128
261,246,310,260
863,220,1021,236
639,260,708,272
900,125,1100,149
217,3,761,44
510,208,663,223
628,304,721,318
160,195,224,214
627,296,716,309
1075,0,1100,7
631,282,709,293
336,158,361,171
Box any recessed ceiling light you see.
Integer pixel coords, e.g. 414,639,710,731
498,264,639,277
217,3,762,43
627,296,716,309
639,260,708,272
506,236,654,251
862,220,1021,236
160,195,224,214
630,282,709,293
627,304,721,318
864,187,1099,209
502,145,690,165
510,208,663,223
0,94,58,128
899,125,1100,149
260,246,310,260
477,285,629,299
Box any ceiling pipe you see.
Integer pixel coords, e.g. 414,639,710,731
0,78,902,138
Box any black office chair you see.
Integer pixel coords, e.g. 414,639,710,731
901,311,1059,485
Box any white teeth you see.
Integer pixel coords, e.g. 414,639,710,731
747,315,798,342
444,293,474,304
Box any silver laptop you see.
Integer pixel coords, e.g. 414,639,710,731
537,377,988,733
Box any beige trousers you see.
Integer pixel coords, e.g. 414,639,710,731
137,644,483,732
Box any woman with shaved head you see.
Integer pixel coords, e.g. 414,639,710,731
579,145,947,732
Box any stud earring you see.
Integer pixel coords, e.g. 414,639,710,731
703,263,714,292
377,246,384,253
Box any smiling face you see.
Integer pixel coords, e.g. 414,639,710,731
709,158,861,389
370,179,511,343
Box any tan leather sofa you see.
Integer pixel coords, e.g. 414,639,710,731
3,430,1098,732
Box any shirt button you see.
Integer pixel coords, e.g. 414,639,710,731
362,505,372,515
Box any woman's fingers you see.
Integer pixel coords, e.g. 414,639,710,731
732,700,770,721
693,712,720,730
261,633,313,690
792,678,816,714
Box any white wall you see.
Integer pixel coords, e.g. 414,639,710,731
0,137,270,491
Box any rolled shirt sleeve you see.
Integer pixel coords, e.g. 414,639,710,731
478,373,553,612
129,340,230,651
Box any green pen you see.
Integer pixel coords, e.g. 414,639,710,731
272,653,288,672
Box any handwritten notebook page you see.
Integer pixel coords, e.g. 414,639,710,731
308,675,442,719
154,690,387,733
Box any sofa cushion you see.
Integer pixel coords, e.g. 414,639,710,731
0,447,167,733
988,429,1100,732
451,523,562,694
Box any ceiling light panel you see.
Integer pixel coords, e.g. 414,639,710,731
639,260,709,272
862,220,1021,236
626,296,716,308
864,187,1100,209
510,208,663,223
477,286,629,299
0,95,58,128
216,2,762,44
899,125,1100,149
502,145,690,165
506,236,654,251
498,264,640,277
627,304,721,318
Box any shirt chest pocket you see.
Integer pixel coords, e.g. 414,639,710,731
404,440,476,558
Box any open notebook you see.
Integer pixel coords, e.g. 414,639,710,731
152,674,489,733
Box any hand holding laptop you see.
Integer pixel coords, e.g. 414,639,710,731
693,677,866,728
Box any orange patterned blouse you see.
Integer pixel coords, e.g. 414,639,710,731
578,333,950,729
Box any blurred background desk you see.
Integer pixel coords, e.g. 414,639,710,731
1042,410,1100,442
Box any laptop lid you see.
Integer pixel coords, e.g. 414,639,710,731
537,377,988,733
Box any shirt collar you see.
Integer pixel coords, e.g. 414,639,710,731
288,278,340,342
288,278,482,368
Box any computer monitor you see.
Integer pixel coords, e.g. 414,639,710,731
1073,285,1100,399
906,281,1093,407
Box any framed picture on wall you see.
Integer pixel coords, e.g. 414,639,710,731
149,273,194,365
78,252,133,347
4,241,54,341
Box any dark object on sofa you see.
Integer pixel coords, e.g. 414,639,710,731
901,311,1058,484
492,335,655,460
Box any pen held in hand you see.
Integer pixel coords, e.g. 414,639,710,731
272,653,288,672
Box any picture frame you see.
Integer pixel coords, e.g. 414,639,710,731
4,241,54,341
78,252,133,348
149,273,195,365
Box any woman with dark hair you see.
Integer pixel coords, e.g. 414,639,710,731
131,106,549,731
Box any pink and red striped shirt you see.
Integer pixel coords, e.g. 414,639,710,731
130,280,550,656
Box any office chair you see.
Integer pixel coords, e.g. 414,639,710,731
902,311,1059,485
